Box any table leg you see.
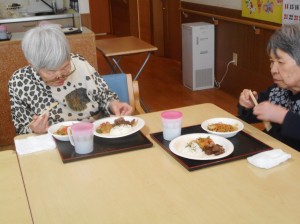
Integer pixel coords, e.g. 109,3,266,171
134,52,152,80
102,53,117,73
111,56,124,74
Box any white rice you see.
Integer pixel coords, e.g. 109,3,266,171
109,124,133,135
180,141,204,158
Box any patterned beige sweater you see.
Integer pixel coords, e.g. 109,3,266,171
8,54,119,134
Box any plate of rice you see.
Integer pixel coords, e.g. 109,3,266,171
93,116,145,138
169,133,234,160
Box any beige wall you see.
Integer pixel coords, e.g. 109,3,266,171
79,0,90,13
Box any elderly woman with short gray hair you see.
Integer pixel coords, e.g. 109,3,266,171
238,24,300,151
8,24,133,134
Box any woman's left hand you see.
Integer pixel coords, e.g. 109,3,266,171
253,101,288,124
109,101,133,116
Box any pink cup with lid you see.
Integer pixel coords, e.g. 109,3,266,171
67,122,94,154
161,111,183,141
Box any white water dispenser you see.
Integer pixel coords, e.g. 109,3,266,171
182,22,215,90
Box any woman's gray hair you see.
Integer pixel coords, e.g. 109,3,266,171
22,23,70,70
267,24,300,65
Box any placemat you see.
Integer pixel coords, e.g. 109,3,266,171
55,131,153,163
150,125,272,171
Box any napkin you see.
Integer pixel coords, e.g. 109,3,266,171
14,134,56,155
247,149,291,169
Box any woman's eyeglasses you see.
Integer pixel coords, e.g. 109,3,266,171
43,60,76,85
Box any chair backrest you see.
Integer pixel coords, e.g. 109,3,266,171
102,73,132,105
102,73,145,114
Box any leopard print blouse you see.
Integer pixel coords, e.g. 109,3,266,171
8,54,118,134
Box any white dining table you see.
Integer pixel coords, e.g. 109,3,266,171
16,103,300,223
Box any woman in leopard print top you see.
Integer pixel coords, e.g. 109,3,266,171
238,24,300,151
8,24,133,135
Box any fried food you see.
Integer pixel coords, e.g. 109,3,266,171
195,137,214,149
97,122,113,134
54,125,69,135
207,122,237,132
114,117,137,126
202,143,225,155
190,137,225,156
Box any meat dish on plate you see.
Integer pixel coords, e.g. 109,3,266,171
96,117,137,135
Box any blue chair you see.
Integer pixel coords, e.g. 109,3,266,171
102,73,145,114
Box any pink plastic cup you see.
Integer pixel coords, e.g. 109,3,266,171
161,111,183,141
67,122,94,154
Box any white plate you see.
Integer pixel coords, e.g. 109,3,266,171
169,133,234,160
201,117,244,138
93,116,145,138
48,121,80,141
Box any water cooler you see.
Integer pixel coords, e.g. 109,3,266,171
182,22,215,90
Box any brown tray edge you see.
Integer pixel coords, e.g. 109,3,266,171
150,129,272,171
55,131,153,163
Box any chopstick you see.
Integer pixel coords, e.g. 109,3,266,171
27,102,59,127
248,90,272,131
40,102,59,116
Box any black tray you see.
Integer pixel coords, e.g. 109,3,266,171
55,131,153,163
64,30,83,35
150,125,272,171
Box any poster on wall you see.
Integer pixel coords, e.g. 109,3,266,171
242,0,283,24
282,0,300,24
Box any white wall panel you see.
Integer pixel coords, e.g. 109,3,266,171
181,0,241,10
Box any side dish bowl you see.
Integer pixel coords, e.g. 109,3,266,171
201,117,244,138
48,121,80,141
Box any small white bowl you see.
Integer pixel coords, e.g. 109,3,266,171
201,117,244,138
48,121,79,141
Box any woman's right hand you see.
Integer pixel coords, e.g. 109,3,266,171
239,89,257,109
28,113,49,134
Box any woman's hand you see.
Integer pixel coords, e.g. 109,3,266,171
109,101,133,116
253,101,288,124
28,113,49,134
239,89,258,109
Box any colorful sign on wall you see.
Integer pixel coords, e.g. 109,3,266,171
282,0,300,24
242,0,283,24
